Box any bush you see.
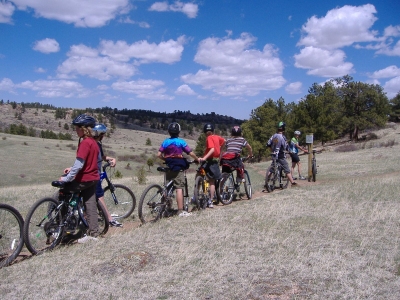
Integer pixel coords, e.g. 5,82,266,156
136,166,147,185
114,170,123,179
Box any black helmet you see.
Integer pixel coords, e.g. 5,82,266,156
72,114,96,128
231,125,242,136
168,122,181,135
277,121,286,131
203,123,214,133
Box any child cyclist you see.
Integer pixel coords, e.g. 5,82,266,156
198,123,225,208
220,125,253,184
92,123,123,227
265,121,297,188
60,114,100,243
289,130,308,180
157,122,199,217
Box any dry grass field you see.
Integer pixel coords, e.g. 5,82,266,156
1,125,400,299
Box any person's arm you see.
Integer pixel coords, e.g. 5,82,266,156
103,155,116,167
188,151,199,162
245,143,253,158
60,158,84,182
157,151,165,161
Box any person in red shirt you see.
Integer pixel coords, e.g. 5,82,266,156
60,114,100,243
198,123,225,208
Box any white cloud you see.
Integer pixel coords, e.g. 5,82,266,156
112,79,173,100
383,25,400,38
149,1,198,18
298,4,378,49
294,46,354,77
383,77,400,98
33,38,60,54
0,78,15,91
119,17,150,28
285,82,302,94
35,67,46,73
0,1,15,23
182,33,286,97
17,79,90,98
376,40,400,56
370,65,400,79
9,0,131,27
175,84,196,95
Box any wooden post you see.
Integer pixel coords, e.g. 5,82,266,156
306,133,313,182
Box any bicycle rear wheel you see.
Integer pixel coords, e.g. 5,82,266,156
103,184,136,219
243,171,252,199
97,201,109,235
0,204,24,268
279,169,289,189
219,173,234,205
23,198,64,255
312,161,317,182
264,166,276,192
193,176,207,210
138,184,164,224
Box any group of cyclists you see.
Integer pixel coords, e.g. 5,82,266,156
61,114,307,241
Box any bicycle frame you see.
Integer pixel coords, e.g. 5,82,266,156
100,162,118,204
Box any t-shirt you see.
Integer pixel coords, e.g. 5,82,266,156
225,136,247,154
266,133,288,159
289,137,299,154
75,137,100,182
97,142,105,173
204,134,225,158
159,137,192,157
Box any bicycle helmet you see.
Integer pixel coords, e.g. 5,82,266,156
203,123,214,133
93,123,107,137
294,130,301,135
277,121,286,131
231,125,242,136
168,122,181,135
72,114,96,128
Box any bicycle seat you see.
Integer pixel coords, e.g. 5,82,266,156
157,166,168,172
51,181,66,188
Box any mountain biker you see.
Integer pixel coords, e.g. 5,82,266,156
198,123,225,208
60,114,100,243
157,122,199,217
93,123,122,227
265,121,297,187
220,125,253,184
289,130,308,180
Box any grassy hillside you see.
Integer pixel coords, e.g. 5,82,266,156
1,125,400,299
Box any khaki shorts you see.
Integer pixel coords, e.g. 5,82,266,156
166,170,185,189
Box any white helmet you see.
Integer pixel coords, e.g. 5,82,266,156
294,130,301,135
93,123,107,137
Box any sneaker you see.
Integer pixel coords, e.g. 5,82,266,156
208,201,214,208
299,176,306,180
77,234,98,244
109,219,123,227
293,177,298,180
291,182,298,186
178,211,192,217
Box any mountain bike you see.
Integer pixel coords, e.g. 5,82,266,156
23,181,109,255
101,161,136,219
308,150,318,182
264,155,289,192
193,162,221,209
0,204,24,268
219,157,252,205
138,162,194,224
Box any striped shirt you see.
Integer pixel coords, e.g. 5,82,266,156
225,137,248,154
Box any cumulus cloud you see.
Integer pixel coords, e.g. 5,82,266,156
0,78,15,92
119,17,150,28
16,79,90,98
0,1,15,23
370,65,400,79
35,67,46,73
112,79,173,100
33,38,60,54
285,82,302,94
383,77,400,98
298,4,378,49
149,1,198,18
175,84,196,95
376,40,400,56
181,33,286,97
8,0,131,27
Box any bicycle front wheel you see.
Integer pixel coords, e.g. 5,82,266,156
219,173,234,205
97,201,109,235
103,184,136,219
280,169,289,189
23,198,64,255
0,204,24,268
138,184,164,224
243,171,252,199
194,176,208,210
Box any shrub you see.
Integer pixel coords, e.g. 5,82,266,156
2,137,6,140
114,170,123,179
136,166,147,185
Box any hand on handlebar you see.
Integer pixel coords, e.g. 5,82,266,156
63,167,71,174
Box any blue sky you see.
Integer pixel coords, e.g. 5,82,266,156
1,0,399,120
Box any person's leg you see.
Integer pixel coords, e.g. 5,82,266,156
279,159,296,185
291,161,296,179
176,189,183,211
80,181,99,237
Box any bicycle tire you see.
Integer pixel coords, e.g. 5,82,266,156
264,166,276,192
219,173,234,205
312,161,317,182
23,197,64,255
194,176,207,210
103,184,136,219
0,204,24,268
97,200,109,235
279,169,289,189
243,171,252,199
138,184,164,224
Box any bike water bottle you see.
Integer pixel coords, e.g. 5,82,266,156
69,194,79,207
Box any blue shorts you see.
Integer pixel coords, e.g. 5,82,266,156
95,180,104,198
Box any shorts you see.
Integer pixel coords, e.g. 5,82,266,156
166,170,185,189
290,153,300,163
204,159,221,180
95,180,104,198
277,158,291,174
